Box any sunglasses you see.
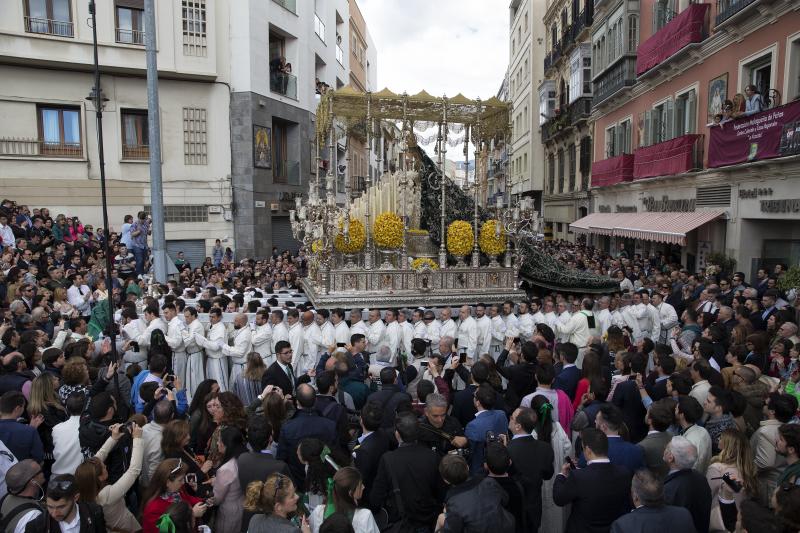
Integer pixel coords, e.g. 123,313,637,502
47,478,74,492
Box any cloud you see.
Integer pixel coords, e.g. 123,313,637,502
359,0,509,101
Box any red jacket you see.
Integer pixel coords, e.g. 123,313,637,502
142,489,203,533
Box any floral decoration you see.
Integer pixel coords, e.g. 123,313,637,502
334,218,366,254
479,220,506,256
411,257,439,270
311,239,323,254
446,220,474,257
373,212,404,249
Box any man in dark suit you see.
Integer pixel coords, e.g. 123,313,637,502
579,404,645,474
353,401,392,507
645,349,674,402
611,351,649,443
276,383,337,487
636,399,674,479
506,407,554,531
552,342,581,401
609,468,697,533
261,340,295,396
365,367,412,429
452,361,507,427
238,415,290,532
553,428,632,533
662,436,712,533
369,413,444,531
496,339,538,410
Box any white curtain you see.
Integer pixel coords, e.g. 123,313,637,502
63,110,80,144
41,109,60,144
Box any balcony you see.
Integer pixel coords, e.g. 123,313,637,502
633,133,703,180
274,160,301,185
116,28,145,45
270,72,298,100
541,113,569,143
0,138,82,158
593,55,637,107
636,3,709,76
544,41,562,72
24,16,73,37
569,97,592,126
314,14,326,43
122,144,149,160
336,44,344,65
715,0,760,26
591,154,634,187
271,0,297,14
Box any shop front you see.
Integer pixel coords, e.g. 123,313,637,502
731,181,800,279
543,193,590,242
573,184,727,270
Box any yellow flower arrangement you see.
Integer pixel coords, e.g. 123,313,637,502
479,219,506,256
334,218,366,254
311,239,323,254
373,212,404,249
446,220,474,256
411,257,439,270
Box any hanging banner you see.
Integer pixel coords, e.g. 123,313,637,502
708,100,800,168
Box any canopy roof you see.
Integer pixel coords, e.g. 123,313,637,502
316,86,510,142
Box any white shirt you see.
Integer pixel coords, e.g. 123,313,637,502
251,322,273,359
490,315,506,346
426,319,442,348
544,311,558,330
657,302,679,341
632,303,650,338
58,505,81,533
596,308,612,337
616,306,642,341
223,326,253,364
334,320,351,346
413,320,427,340
456,316,479,359
556,311,572,341
645,304,661,343
383,321,401,364
399,320,414,358
503,313,520,338
556,311,591,348
135,317,168,349
303,322,323,363
66,284,93,315
52,415,83,475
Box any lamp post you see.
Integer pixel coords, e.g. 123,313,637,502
87,0,123,413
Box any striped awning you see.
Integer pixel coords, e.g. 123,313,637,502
570,210,725,246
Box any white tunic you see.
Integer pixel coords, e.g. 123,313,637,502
645,304,661,343
251,323,274,363
121,319,148,367
165,316,187,383
350,320,369,338
544,311,558,330
632,303,650,340
657,302,679,343
182,318,206,401
532,311,546,326
302,322,323,372
489,315,506,357
556,311,591,348
319,321,336,352
334,321,351,346
456,316,479,360
383,321,401,364
223,326,253,388
440,318,457,341
413,320,427,340
287,322,306,372
596,308,612,337
399,320,414,359
197,322,228,391
476,315,493,356
503,313,520,339
426,319,442,348
556,312,572,342
517,312,535,341
135,317,168,350
272,322,289,353
367,320,386,354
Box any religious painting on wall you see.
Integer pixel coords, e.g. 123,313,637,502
253,125,272,169
708,73,728,122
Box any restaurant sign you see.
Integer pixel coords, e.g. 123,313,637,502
642,195,695,212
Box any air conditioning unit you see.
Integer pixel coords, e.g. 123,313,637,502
270,203,280,211
208,205,223,214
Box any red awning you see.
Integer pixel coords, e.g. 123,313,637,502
570,210,725,246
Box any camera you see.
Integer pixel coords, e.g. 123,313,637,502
119,421,135,435
459,353,467,364
486,431,502,444
129,341,139,352
420,360,429,368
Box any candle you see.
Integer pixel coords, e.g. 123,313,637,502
295,197,302,210
496,196,502,209
289,209,295,221
513,208,520,221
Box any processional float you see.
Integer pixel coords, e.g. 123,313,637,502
291,87,545,309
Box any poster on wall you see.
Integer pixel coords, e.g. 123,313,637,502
707,73,727,122
708,99,800,167
253,125,272,169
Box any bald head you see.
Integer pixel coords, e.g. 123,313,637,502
234,313,248,328
302,311,314,325
441,307,452,320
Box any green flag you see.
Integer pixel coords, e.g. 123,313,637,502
87,299,112,341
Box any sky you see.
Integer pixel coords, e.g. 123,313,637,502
358,0,510,160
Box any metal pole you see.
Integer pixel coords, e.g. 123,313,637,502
88,0,124,418
439,96,448,268
144,0,167,282
364,93,374,270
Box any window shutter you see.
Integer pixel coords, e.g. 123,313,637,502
645,110,654,147
687,90,697,134
652,3,660,33
674,96,686,137
665,98,675,141
614,126,623,157
116,0,145,9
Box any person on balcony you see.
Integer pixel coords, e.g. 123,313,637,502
744,85,764,116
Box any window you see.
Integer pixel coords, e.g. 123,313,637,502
314,13,325,42
183,107,207,165
580,136,592,186
182,0,206,56
744,55,772,97
37,105,81,156
24,0,73,37
116,0,145,45
605,125,616,157
641,99,674,147
523,153,528,172
569,44,592,103
674,88,697,136
628,15,639,53
557,149,565,193
538,80,556,125
606,119,631,157
789,36,800,101
557,222,563,233
568,143,576,191
512,38,516,55
143,205,208,223
653,0,676,33
273,120,289,183
121,109,148,159
548,154,556,193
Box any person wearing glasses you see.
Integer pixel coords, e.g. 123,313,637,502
243,472,311,533
23,474,106,532
141,458,208,533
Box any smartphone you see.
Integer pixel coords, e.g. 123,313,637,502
130,341,139,352
421,360,429,367
459,353,466,364
336,342,346,348
566,457,576,470
186,473,198,485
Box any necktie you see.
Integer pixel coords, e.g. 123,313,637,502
286,363,295,389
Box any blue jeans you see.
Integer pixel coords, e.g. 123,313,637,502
132,246,148,275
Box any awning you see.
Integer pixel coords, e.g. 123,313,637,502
570,210,725,246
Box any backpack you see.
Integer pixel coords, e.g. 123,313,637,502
0,441,18,500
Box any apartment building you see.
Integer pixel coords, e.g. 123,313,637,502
487,75,510,208
0,0,233,265
539,0,594,242
508,0,547,212
577,0,800,274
